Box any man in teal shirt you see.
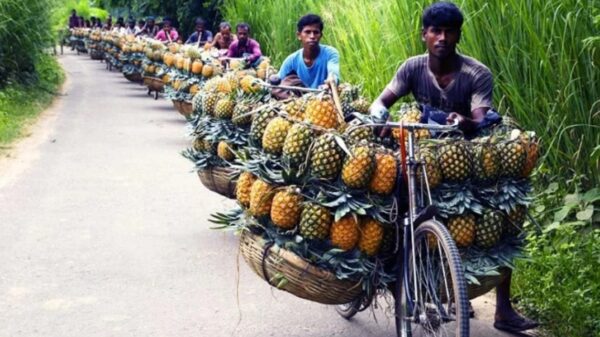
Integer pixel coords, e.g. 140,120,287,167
271,14,340,96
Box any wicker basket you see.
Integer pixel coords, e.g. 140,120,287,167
143,76,164,92
467,267,510,300
240,230,364,305
124,72,142,83
181,101,194,117
197,166,237,199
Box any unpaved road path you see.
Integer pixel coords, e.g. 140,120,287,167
0,51,516,337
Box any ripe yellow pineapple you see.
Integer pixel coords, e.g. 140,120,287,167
497,131,526,178
217,141,235,161
438,141,472,182
341,144,376,189
201,92,219,116
392,103,430,145
330,215,360,251
262,117,292,155
249,179,275,217
232,102,253,126
214,96,235,119
446,213,476,247
299,203,333,240
305,96,339,129
215,77,232,94
236,172,256,208
472,139,500,182
368,150,398,195
520,133,539,177
358,218,384,256
270,187,303,230
283,98,307,122
240,75,260,94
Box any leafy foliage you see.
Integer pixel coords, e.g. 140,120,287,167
512,177,600,337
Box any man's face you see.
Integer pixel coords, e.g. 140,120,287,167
237,27,249,43
297,24,322,48
196,23,204,32
148,20,154,27
222,27,231,38
422,26,460,58
164,22,171,30
129,22,135,28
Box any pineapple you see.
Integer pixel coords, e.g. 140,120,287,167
379,225,397,256
351,97,370,114
299,203,333,240
392,103,430,144
201,92,219,116
232,102,253,126
446,213,476,247
283,98,307,122
472,139,500,182
305,96,339,129
224,73,239,91
358,218,384,256
203,138,217,154
417,144,443,189
192,136,205,152
504,205,527,236
262,117,292,155
249,108,278,146
368,149,398,195
343,122,374,145
249,179,275,217
521,133,539,177
475,210,503,248
282,123,314,167
240,75,260,94
341,144,376,189
330,215,360,251
192,93,203,115
214,95,235,119
217,141,235,161
215,77,233,94
236,172,256,208
438,141,472,182
310,133,345,180
497,131,526,178
270,187,303,229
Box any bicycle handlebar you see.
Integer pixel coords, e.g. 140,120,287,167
384,119,460,131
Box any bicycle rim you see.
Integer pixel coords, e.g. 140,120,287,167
397,220,469,337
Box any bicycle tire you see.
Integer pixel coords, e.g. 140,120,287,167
395,220,469,337
335,298,361,320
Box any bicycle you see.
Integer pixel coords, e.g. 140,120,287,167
336,120,470,337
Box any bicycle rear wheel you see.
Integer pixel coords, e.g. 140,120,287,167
396,220,469,337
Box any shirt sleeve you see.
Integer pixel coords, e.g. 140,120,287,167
470,69,493,112
154,31,164,40
248,40,262,63
326,47,341,82
171,30,179,41
278,54,294,79
206,31,214,42
385,60,413,97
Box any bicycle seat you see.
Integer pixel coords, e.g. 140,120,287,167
413,205,438,226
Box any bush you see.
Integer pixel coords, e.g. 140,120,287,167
513,180,600,337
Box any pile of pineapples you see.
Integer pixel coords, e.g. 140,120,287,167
141,39,168,79
183,58,274,171
118,34,146,76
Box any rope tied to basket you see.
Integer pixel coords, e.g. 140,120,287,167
261,241,276,286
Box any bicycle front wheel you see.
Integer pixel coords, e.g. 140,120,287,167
396,220,469,337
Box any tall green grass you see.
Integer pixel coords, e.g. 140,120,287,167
222,0,599,185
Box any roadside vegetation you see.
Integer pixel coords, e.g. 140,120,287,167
0,0,67,145
221,1,599,335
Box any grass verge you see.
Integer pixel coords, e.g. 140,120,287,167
0,54,65,146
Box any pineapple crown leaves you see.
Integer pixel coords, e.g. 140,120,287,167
208,207,245,230
432,182,484,218
181,148,225,170
475,178,533,213
231,149,286,185
461,234,527,284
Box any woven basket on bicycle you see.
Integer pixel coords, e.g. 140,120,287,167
197,166,237,199
172,100,193,118
143,76,164,92
124,72,143,83
240,230,363,305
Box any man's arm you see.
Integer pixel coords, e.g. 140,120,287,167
326,47,340,83
369,61,413,121
247,40,262,63
226,41,237,58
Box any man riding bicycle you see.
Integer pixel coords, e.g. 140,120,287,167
369,2,538,333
